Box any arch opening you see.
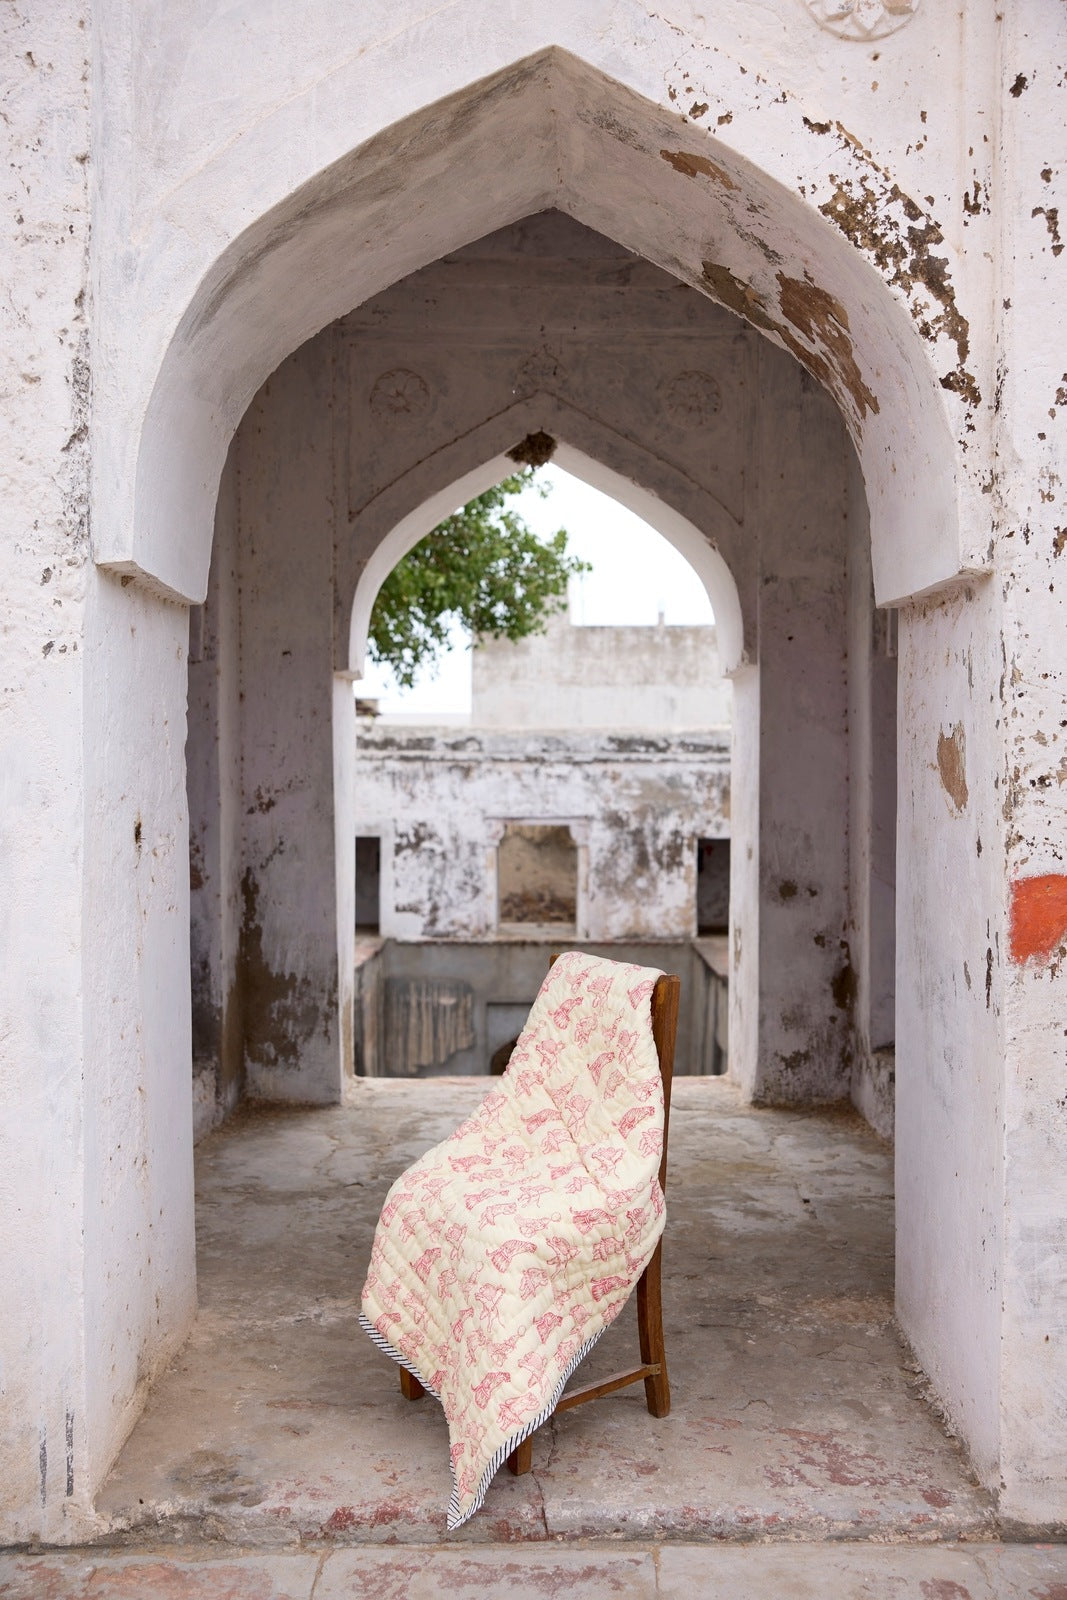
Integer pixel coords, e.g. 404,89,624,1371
103,37,1004,1529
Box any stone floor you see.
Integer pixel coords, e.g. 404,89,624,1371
92,1078,1001,1548
4,1540,1067,1599
6,1076,1066,1594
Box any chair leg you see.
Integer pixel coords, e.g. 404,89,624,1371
636,1241,671,1418
507,1435,534,1475
400,1367,425,1401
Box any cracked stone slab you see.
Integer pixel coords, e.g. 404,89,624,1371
3,1543,1067,1599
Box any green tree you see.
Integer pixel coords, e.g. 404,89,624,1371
367,470,590,689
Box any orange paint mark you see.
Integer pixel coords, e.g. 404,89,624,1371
1009,874,1067,965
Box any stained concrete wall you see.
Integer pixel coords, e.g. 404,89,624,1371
351,722,730,943
364,939,719,1080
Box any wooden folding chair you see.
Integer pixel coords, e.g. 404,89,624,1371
398,962,681,1476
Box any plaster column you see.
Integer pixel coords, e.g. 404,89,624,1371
750,367,852,1105
235,340,345,1104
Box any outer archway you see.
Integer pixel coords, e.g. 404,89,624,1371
93,40,1009,1542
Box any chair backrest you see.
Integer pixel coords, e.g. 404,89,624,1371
549,954,680,1196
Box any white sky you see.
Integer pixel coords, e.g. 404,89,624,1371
353,465,714,715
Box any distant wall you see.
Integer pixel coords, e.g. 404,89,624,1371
471,611,732,730
353,723,730,942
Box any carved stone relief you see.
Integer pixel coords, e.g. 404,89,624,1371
801,0,919,41
658,370,722,428
369,368,431,419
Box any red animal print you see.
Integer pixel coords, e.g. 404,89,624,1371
413,1247,442,1283
587,975,612,1010
616,1029,638,1069
573,1207,615,1233
589,1144,624,1179
592,1234,624,1262
445,1222,467,1259
522,1107,556,1132
539,1125,567,1155
472,1371,509,1409
550,996,582,1029
574,1013,597,1046
563,1092,593,1132
496,1395,530,1432
546,1235,580,1268
519,1350,549,1388
487,1332,520,1364
475,1283,505,1322
535,1310,564,1343
519,1266,551,1300
627,979,655,1010
451,1306,475,1341
450,1152,492,1175
618,1104,655,1138
591,1274,631,1302
489,1238,537,1272
536,1038,565,1071
588,1050,616,1084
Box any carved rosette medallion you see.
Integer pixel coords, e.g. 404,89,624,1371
802,0,919,41
659,370,722,428
515,347,567,392
369,368,431,420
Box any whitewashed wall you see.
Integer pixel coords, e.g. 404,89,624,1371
2,0,1064,1543
470,613,733,731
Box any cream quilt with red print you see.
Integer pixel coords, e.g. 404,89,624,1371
358,951,667,1528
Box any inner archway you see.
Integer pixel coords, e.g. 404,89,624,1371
111,43,1001,1528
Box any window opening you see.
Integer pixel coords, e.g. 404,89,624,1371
355,835,381,932
497,823,578,929
697,837,730,935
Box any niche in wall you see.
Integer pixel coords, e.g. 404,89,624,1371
498,823,578,928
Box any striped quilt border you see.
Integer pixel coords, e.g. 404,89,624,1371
357,1311,606,1530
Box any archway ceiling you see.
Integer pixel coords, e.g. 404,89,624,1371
107,48,981,610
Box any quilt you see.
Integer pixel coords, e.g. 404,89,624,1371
358,950,667,1528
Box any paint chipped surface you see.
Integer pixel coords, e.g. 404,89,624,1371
660,147,738,189
937,724,969,812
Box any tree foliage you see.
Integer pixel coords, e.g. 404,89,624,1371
367,470,590,688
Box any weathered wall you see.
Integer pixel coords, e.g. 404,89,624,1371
471,611,732,730
992,8,1067,1524
4,0,1063,1541
0,1,94,1540
352,723,730,943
